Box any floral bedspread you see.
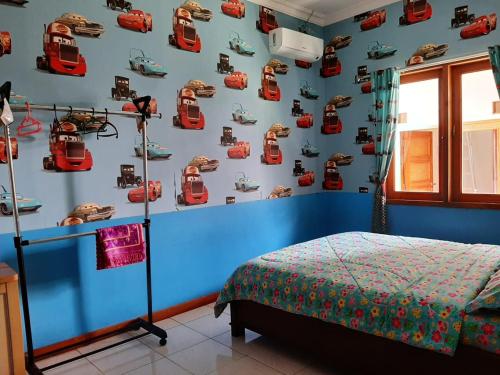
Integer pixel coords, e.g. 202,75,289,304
462,311,500,354
215,232,500,355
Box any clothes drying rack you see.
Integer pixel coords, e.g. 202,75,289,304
0,82,167,375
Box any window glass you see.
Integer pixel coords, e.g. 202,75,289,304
395,78,440,192
461,69,500,195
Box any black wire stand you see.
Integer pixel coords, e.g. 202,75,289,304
0,84,167,374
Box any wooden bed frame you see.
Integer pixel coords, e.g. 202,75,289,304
229,301,499,375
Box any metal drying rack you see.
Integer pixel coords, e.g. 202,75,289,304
0,82,167,375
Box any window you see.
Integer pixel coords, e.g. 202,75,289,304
452,60,500,205
388,58,500,208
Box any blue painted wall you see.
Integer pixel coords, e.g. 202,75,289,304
321,192,500,245
0,193,331,348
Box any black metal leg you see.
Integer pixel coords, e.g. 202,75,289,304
25,359,43,375
135,318,167,346
141,219,167,345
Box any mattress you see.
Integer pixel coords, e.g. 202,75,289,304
215,232,500,355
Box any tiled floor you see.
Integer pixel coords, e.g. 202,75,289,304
37,303,340,375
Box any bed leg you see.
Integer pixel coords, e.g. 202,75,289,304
230,302,245,337
231,322,245,337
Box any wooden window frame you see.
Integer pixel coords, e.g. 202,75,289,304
451,59,500,207
387,67,449,205
387,58,500,209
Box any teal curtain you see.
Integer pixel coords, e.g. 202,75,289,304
371,68,400,234
489,46,500,98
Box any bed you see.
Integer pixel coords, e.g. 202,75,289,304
215,232,500,374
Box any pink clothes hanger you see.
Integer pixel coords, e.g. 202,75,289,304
17,102,42,136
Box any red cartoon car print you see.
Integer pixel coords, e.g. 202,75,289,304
399,0,433,26
298,171,315,187
323,161,343,190
295,60,312,69
460,13,497,39
320,45,342,78
36,23,87,77
297,113,313,128
322,104,342,134
0,32,12,57
361,81,372,94
258,65,281,101
228,141,250,159
128,181,162,203
42,123,93,172
361,10,387,31
261,131,282,165
224,71,248,90
177,165,208,206
169,7,202,53
173,88,205,130
0,137,18,163
256,6,278,34
117,10,153,33
221,0,245,19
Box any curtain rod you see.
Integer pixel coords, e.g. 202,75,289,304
9,104,162,119
400,51,490,73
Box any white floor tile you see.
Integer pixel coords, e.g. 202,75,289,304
124,357,191,375
208,355,281,375
36,350,83,369
45,359,103,375
77,333,134,355
37,350,102,375
230,336,309,375
154,318,181,330
141,324,208,356
167,339,244,375
172,306,212,324
184,313,231,338
212,330,261,354
87,340,163,375
37,305,346,375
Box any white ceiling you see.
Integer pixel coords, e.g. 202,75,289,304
249,0,400,26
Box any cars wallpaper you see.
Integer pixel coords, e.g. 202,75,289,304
0,0,326,233
0,0,499,233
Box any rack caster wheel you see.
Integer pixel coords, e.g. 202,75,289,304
159,338,167,346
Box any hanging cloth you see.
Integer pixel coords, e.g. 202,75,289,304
370,68,400,234
96,224,146,270
489,45,500,98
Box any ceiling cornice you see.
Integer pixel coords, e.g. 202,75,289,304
248,0,327,27
323,0,400,26
247,0,400,27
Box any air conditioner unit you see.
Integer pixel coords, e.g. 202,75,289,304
269,27,323,63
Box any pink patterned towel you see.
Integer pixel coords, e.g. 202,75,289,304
96,224,145,270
